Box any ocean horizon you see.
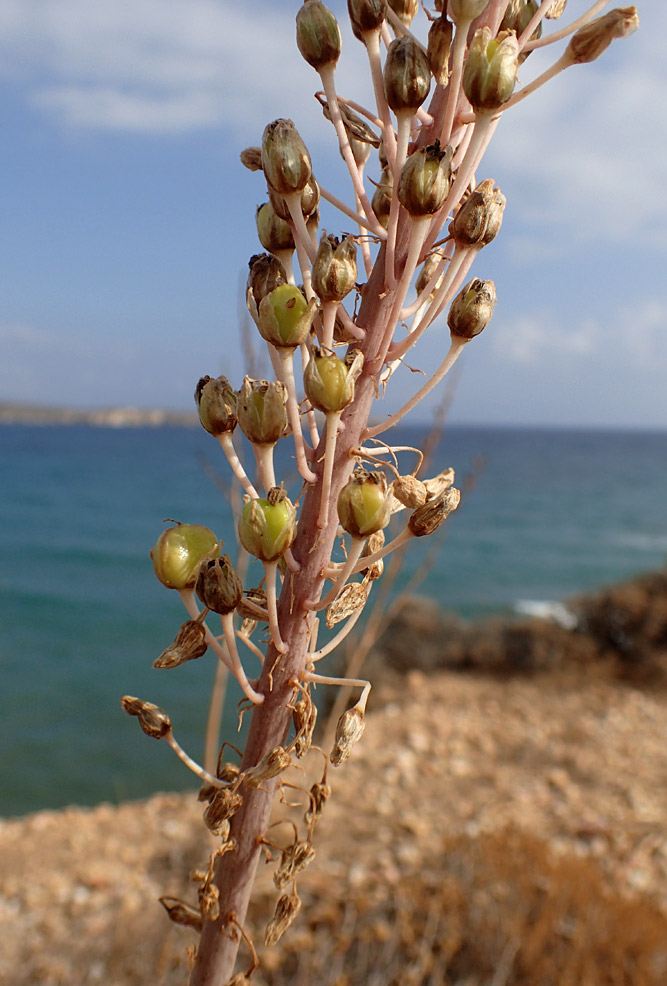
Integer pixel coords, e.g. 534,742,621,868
2,422,666,817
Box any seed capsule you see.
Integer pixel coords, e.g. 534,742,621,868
312,233,358,304
383,36,431,114
121,696,171,739
408,487,461,537
247,253,288,308
415,249,446,298
203,788,243,836
296,1,342,71
449,179,506,246
262,119,312,197
428,15,453,86
398,142,452,217
195,375,238,437
240,146,263,171
255,284,318,349
500,0,542,61
265,891,301,946
238,376,289,446
448,0,490,21
387,0,418,27
303,347,363,414
159,897,203,933
392,474,427,509
565,7,638,65
347,0,386,41
269,174,320,222
256,202,295,254
238,488,297,563
244,746,292,787
330,706,365,765
150,523,219,591
463,28,519,112
545,0,567,17
447,277,496,339
372,166,393,229
337,469,393,539
196,555,243,615
154,618,208,669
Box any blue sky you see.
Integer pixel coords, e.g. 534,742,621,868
1,1,664,428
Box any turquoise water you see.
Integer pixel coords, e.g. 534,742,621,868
1,424,666,816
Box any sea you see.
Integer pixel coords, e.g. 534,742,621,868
1,423,666,818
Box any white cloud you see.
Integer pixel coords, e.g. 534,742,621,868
493,297,667,371
495,312,600,365
0,0,334,136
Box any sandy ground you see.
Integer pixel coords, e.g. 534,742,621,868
1,660,665,986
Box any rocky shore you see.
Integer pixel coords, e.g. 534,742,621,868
1,571,665,986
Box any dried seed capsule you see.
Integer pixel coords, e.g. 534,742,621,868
326,581,368,628
196,555,243,615
274,841,316,889
244,746,292,787
383,36,431,114
398,142,452,217
159,897,203,933
387,0,418,27
262,119,312,197
311,233,358,304
360,529,385,580
265,891,301,946
372,166,393,229
428,15,453,86
449,179,506,246
195,375,238,437
565,7,638,65
238,488,297,563
415,249,446,298
305,780,331,823
203,788,243,836
447,277,496,339
303,347,363,414
256,284,317,349
150,523,219,590
545,0,567,18
408,486,461,537
153,618,208,669
500,0,542,61
330,706,365,765
121,696,171,739
392,474,427,509
423,466,455,498
463,28,519,112
247,253,288,308
347,0,386,41
296,1,342,70
337,469,392,539
269,174,320,222
256,202,295,254
449,0,490,21
292,694,317,758
237,377,288,446
240,146,263,171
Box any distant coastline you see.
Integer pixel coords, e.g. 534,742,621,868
0,402,198,428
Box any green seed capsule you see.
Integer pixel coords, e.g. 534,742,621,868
303,347,363,414
150,523,219,590
256,284,317,349
238,488,297,562
337,469,392,538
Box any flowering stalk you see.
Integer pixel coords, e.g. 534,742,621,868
121,4,639,983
